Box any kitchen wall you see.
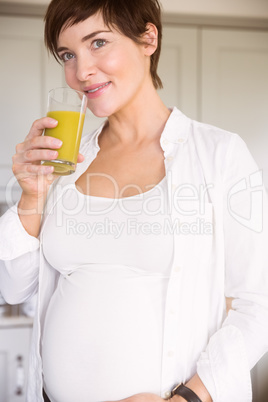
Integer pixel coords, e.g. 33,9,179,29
162,0,268,19
2,0,268,19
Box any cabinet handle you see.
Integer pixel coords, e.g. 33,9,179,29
15,355,25,395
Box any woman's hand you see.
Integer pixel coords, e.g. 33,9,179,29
104,375,210,402
13,117,84,237
12,116,84,201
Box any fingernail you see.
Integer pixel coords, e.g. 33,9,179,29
45,166,54,174
52,139,63,147
49,118,58,125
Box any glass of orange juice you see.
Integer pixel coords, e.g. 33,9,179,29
42,87,87,175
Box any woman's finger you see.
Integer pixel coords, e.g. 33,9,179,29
13,162,54,177
24,149,58,163
25,117,58,140
77,153,85,163
15,135,62,159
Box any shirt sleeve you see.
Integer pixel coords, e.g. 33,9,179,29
0,203,40,304
197,134,268,401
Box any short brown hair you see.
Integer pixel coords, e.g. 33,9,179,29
44,0,163,89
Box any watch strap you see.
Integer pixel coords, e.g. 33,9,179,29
171,383,202,402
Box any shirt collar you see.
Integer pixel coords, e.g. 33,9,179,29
83,106,190,156
160,107,191,146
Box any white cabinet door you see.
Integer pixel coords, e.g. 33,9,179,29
0,16,64,204
0,326,32,402
158,26,198,120
201,28,268,188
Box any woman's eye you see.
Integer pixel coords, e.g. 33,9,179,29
60,52,74,62
92,39,106,49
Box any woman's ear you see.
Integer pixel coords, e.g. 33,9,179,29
142,23,158,56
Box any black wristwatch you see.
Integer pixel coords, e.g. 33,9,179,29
170,383,202,402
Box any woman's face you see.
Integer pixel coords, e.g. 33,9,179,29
57,13,153,117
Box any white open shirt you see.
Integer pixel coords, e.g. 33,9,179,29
0,107,268,401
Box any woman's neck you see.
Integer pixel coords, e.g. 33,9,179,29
102,82,171,147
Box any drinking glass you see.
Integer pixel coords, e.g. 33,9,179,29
42,87,87,175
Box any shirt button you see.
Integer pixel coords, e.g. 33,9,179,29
178,138,184,143
164,391,171,399
167,156,174,162
163,139,169,145
168,350,175,357
174,265,181,272
169,308,176,315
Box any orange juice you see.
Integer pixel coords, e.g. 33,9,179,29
43,110,85,175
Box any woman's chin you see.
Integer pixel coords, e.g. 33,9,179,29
87,105,111,119
94,111,109,118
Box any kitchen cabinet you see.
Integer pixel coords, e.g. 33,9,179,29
158,26,198,119
0,317,33,402
0,16,63,205
201,28,268,188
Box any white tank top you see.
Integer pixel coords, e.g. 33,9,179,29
42,177,173,402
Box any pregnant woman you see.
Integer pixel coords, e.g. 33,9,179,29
1,0,268,401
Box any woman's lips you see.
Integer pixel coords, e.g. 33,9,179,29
84,82,111,99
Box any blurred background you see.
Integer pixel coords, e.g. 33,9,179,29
0,0,268,401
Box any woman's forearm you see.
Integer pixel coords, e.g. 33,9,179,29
171,374,212,402
18,193,46,238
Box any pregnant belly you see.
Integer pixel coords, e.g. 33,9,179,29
42,265,166,402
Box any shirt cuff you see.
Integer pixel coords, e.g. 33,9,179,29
0,203,40,260
197,325,252,402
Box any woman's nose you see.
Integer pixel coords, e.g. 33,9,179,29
76,56,96,82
